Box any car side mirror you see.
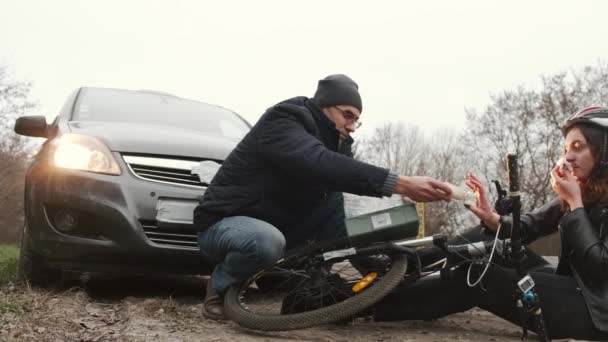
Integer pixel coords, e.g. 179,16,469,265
14,115,48,138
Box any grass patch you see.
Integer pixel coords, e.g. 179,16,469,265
0,300,23,315
0,245,24,316
0,245,19,286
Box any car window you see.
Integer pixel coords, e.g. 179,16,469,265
72,88,250,139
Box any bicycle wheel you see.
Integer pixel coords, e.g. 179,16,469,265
224,244,408,331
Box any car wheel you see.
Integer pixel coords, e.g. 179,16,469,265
17,224,61,286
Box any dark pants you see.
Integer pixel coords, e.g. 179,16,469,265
374,227,608,341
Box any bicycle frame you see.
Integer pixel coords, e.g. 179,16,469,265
318,153,551,341
227,153,553,340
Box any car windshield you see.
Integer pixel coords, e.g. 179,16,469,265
72,88,250,140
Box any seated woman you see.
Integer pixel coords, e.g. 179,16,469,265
373,107,608,341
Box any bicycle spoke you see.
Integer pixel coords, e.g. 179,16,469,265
241,271,311,314
225,252,407,331
234,251,401,320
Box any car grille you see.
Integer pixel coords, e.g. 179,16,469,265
123,155,207,189
140,220,198,249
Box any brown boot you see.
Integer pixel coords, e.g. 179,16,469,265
202,278,226,320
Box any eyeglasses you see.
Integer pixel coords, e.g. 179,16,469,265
334,106,362,129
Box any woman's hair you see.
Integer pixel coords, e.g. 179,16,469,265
564,123,608,206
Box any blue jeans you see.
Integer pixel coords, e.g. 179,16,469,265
198,192,347,293
198,216,347,293
198,216,286,293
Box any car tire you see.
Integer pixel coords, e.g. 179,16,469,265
17,224,61,286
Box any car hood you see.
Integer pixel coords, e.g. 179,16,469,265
68,121,240,160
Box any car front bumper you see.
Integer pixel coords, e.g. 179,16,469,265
24,154,212,275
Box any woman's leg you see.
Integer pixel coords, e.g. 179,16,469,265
523,271,608,341
477,268,608,340
373,267,480,321
375,261,608,341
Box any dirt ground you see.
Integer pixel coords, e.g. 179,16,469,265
0,275,574,342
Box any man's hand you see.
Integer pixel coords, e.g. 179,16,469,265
395,176,452,202
401,195,415,204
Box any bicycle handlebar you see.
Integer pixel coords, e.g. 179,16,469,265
506,153,520,193
446,240,496,259
507,153,523,255
393,234,501,264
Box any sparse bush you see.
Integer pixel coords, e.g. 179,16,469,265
0,147,28,243
0,65,37,243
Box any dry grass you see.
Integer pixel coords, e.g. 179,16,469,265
0,277,524,342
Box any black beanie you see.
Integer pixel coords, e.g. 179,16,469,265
313,74,362,112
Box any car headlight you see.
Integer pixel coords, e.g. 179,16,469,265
52,133,121,175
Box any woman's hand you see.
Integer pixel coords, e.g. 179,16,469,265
551,165,584,210
464,173,500,231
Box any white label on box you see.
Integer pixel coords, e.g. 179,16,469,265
371,212,392,230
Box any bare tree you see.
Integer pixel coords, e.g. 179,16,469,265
0,147,28,243
0,66,36,134
358,123,426,176
345,123,425,218
422,130,476,236
464,62,608,255
0,64,37,243
354,122,475,236
350,63,608,256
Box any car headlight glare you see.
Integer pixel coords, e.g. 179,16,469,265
52,134,121,175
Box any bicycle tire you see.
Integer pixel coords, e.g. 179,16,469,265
224,246,407,331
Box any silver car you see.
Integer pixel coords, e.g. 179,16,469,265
14,87,250,284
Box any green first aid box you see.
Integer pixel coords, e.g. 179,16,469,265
345,203,420,247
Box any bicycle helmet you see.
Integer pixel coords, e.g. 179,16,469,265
561,106,608,169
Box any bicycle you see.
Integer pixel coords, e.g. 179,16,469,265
223,154,550,341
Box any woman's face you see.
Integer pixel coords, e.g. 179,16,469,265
564,126,596,180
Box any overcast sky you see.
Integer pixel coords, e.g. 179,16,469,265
1,0,608,138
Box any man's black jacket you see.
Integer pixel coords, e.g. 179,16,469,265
193,96,391,235
501,198,608,332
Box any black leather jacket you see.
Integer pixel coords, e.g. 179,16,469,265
502,198,608,331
